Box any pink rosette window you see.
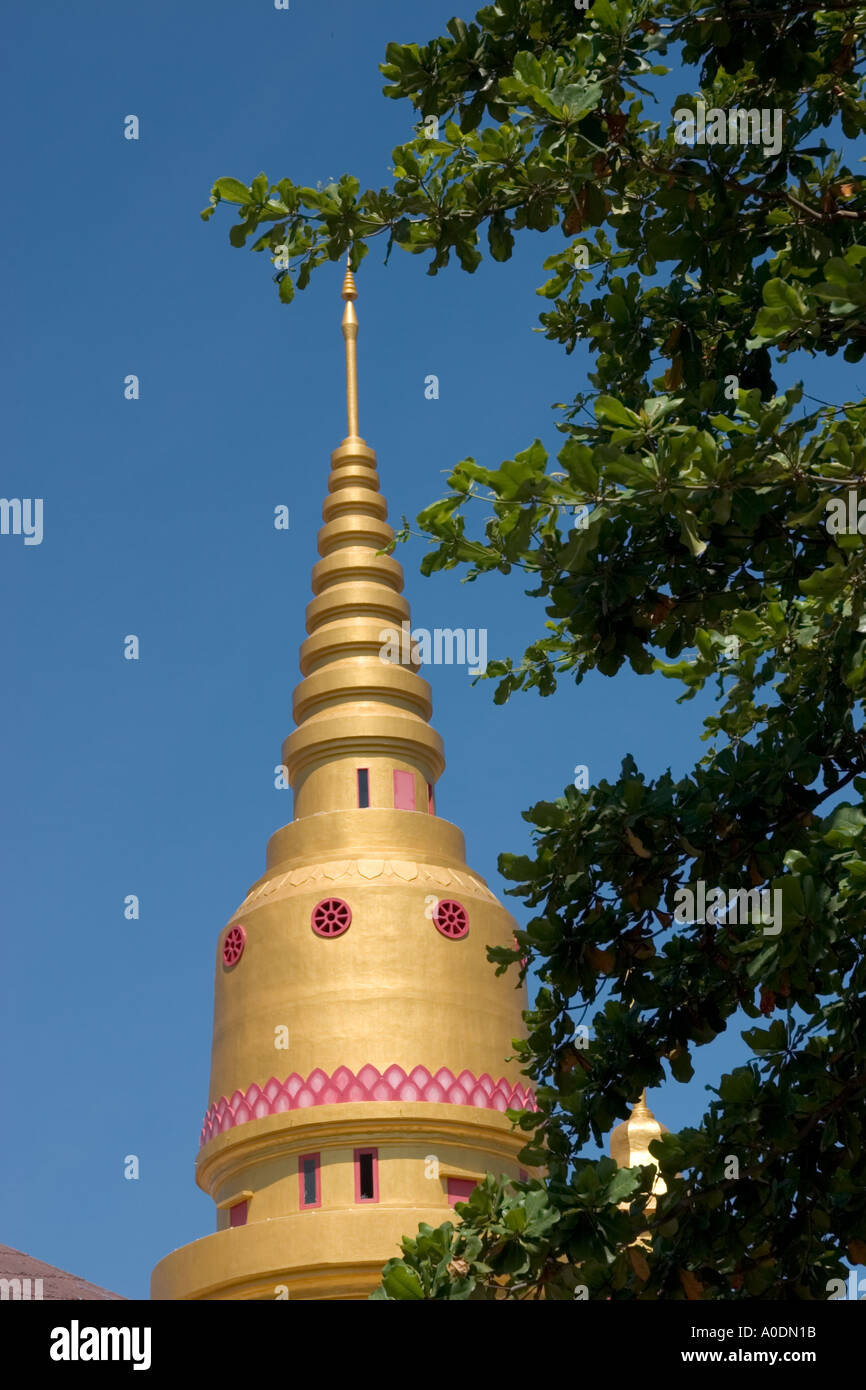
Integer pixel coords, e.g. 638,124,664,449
433,899,469,940
222,924,246,966
312,898,352,939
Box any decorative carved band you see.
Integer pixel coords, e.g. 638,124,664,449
200,1064,537,1147
233,859,497,919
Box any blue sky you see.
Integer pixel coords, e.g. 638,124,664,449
2,0,862,1299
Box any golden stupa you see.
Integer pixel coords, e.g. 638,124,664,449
151,266,535,1300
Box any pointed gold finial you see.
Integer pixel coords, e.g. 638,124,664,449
340,257,360,439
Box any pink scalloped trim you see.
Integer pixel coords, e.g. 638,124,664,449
199,1065,537,1147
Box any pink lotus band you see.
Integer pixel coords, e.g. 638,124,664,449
200,1064,537,1147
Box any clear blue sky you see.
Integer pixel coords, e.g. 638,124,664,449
1,0,861,1299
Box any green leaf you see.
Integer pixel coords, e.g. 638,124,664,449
668,1047,694,1083
695,628,714,661
504,1205,528,1232
730,611,763,641
594,395,642,429
677,510,708,558
719,1068,757,1104
229,220,251,248
606,1166,643,1203
591,0,619,31
511,51,545,89
751,278,809,343
380,1264,425,1300
212,177,252,205
743,1020,787,1054
762,279,807,316
488,213,515,262
553,81,603,120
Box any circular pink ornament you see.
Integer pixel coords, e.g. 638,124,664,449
312,898,352,938
223,924,246,966
433,899,469,940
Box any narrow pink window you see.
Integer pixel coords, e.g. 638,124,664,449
299,1153,321,1210
393,770,415,810
354,1148,379,1203
427,782,435,814
229,1200,248,1228
447,1179,476,1209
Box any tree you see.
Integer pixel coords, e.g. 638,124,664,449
205,0,866,1299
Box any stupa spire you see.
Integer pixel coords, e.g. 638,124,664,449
280,265,444,824
340,260,360,440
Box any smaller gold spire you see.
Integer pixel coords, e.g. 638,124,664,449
340,258,360,440
610,1090,668,1205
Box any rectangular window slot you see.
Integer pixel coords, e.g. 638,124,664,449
299,1153,321,1209
355,1148,378,1202
357,768,370,808
427,782,435,814
229,1200,248,1228
446,1179,477,1209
